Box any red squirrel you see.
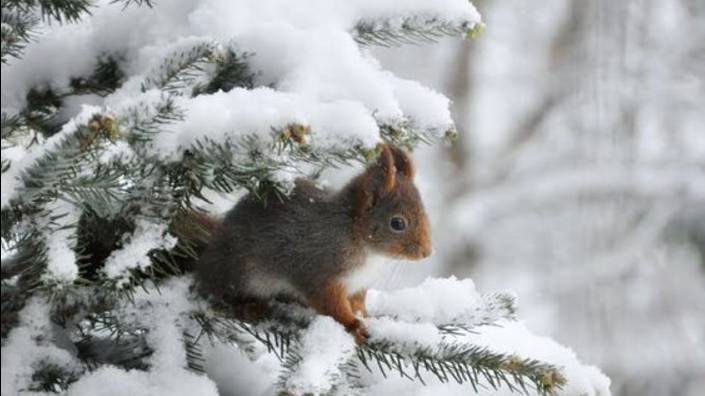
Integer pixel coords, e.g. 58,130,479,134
195,144,432,342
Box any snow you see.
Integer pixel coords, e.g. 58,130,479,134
366,317,443,350
196,276,612,396
152,87,380,160
367,276,485,324
2,0,480,199
0,272,609,396
67,278,220,396
0,145,27,209
98,140,134,164
285,316,356,395
41,199,81,283
361,277,610,395
103,217,178,283
203,341,279,396
1,298,80,396
390,77,453,132
364,278,610,396
1,106,101,209
68,361,218,396
461,321,612,396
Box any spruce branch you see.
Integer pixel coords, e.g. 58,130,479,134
353,16,483,47
75,313,153,370
183,330,206,373
1,203,79,299
8,94,181,216
3,0,93,24
192,47,256,95
142,42,218,95
110,0,155,10
28,361,82,392
21,88,64,135
69,54,126,97
1,234,45,338
56,288,153,370
2,98,183,296
142,41,257,97
14,114,125,208
191,308,299,361
380,119,457,149
437,292,518,335
1,8,37,63
121,93,184,144
189,298,566,396
180,131,367,201
1,112,28,141
0,226,46,283
277,323,365,396
358,341,565,396
1,112,35,175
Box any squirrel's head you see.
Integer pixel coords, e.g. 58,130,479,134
352,144,432,260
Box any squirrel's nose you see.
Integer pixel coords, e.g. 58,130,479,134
419,245,432,258
405,243,431,260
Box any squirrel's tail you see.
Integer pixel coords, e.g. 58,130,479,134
170,210,222,272
176,210,277,322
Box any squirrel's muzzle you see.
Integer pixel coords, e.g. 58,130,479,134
415,214,432,259
406,225,432,260
419,244,432,259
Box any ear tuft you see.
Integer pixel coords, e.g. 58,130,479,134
389,145,415,179
378,144,397,193
353,144,396,216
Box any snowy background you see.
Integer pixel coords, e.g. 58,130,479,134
365,1,705,396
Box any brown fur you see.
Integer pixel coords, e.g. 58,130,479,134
349,289,368,317
195,144,431,342
307,281,369,343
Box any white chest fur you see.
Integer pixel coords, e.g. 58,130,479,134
341,253,390,294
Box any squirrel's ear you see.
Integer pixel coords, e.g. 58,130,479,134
389,145,415,179
358,144,396,206
354,145,396,216
377,144,397,193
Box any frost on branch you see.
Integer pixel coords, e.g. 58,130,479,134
102,217,178,285
281,316,357,395
2,275,607,395
194,276,609,396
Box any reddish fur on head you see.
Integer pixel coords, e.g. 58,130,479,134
352,144,432,260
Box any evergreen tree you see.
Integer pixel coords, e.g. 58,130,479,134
1,1,608,395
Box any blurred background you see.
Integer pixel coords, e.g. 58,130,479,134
363,1,704,395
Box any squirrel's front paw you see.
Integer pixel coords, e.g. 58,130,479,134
348,319,370,344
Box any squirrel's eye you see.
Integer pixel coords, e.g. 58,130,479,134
390,216,407,232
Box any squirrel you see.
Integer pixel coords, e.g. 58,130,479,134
194,144,432,342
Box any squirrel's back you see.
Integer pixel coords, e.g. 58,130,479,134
196,179,361,304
